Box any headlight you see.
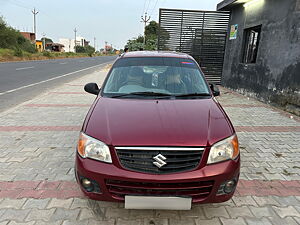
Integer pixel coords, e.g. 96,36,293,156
77,132,112,163
207,134,239,164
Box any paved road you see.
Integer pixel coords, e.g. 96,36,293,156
0,56,117,112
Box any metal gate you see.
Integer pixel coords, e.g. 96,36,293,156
158,9,230,84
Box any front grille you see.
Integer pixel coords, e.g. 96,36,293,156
115,147,204,174
106,179,214,201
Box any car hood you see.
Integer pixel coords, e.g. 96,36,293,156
85,97,233,147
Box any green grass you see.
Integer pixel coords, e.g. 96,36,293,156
0,48,113,62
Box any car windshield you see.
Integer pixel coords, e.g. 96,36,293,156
102,57,210,99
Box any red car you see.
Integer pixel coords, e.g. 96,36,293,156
75,51,240,210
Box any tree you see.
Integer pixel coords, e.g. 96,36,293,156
41,37,53,44
126,35,144,51
0,16,36,53
125,21,169,51
75,45,95,56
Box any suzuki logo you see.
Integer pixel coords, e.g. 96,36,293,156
153,154,167,168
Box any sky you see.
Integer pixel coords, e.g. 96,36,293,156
0,0,222,50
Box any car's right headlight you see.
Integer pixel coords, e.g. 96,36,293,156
207,134,239,164
77,132,112,163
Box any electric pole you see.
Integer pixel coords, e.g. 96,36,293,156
42,33,46,51
94,37,96,51
141,12,151,46
74,28,77,53
32,8,39,42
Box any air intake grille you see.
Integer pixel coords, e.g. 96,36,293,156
106,179,214,201
115,147,204,174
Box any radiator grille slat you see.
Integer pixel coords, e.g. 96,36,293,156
115,147,204,174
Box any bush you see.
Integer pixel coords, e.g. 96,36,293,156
42,51,51,57
13,47,23,57
0,16,37,53
75,45,95,55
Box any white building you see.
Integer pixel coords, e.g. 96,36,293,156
59,37,88,52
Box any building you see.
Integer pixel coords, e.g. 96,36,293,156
35,40,43,52
20,32,36,43
217,0,300,115
59,37,89,52
49,43,64,52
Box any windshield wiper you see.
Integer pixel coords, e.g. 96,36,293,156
110,91,173,98
175,93,211,98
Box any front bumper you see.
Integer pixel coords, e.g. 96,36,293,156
75,153,240,204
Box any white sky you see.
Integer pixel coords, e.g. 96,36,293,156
0,0,222,50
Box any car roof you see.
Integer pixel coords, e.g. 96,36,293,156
120,51,194,60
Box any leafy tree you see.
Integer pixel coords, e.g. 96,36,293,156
75,45,95,56
126,21,169,51
75,46,86,53
126,35,144,51
145,21,158,42
0,16,36,53
85,45,95,56
41,37,53,44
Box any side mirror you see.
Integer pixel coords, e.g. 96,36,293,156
209,83,220,96
84,83,100,95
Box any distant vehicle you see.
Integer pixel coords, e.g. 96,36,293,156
75,51,240,210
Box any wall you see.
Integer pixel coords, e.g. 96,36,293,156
221,0,300,115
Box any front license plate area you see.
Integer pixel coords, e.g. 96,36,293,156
125,196,192,210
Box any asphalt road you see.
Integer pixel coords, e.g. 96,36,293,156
0,56,117,112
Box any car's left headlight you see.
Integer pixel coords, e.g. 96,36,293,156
77,132,112,163
207,134,239,164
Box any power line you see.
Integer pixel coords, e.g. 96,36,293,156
141,0,147,15
4,0,32,10
145,0,152,14
149,0,159,17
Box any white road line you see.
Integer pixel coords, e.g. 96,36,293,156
0,62,108,96
59,62,68,65
15,66,34,71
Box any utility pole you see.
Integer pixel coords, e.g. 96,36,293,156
42,33,46,51
141,12,151,46
69,39,71,52
31,8,39,42
105,41,108,54
94,37,96,51
74,28,77,53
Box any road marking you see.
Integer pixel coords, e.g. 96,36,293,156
59,62,68,65
15,66,34,71
0,62,108,96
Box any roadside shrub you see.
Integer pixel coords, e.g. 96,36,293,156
13,48,23,57
42,51,51,57
0,16,37,53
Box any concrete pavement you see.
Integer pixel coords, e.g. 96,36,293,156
0,64,299,224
